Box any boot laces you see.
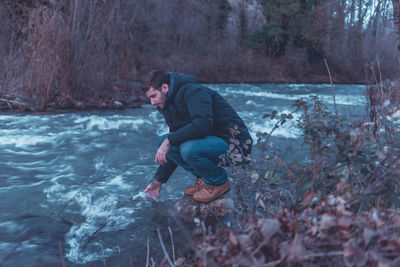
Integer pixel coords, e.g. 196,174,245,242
206,184,215,193
194,179,203,189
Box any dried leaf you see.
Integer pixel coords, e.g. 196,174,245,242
336,204,353,216
311,226,318,236
303,190,317,205
337,217,352,229
344,240,367,266
258,218,280,241
237,234,252,250
353,247,367,266
343,241,354,257
320,214,336,230
286,234,305,263
336,181,350,192
371,209,384,228
229,231,238,246
382,238,400,251
339,229,352,239
363,228,376,247
390,213,400,225
263,114,271,118
271,110,278,119
288,221,299,232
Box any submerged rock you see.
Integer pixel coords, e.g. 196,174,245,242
174,195,234,220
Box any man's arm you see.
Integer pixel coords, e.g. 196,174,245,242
153,161,177,184
155,136,170,165
168,87,214,146
143,161,177,199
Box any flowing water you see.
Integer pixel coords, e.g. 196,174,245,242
0,84,367,266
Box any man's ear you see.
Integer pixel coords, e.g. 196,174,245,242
161,83,169,93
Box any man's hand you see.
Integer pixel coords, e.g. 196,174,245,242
155,138,171,165
144,180,161,200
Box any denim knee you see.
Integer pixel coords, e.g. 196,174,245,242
179,141,198,162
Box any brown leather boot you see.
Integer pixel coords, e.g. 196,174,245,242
184,178,206,196
192,180,230,203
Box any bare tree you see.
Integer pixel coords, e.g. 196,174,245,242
393,0,400,73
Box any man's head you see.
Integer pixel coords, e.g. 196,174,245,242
142,70,170,109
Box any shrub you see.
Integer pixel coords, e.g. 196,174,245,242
186,81,400,266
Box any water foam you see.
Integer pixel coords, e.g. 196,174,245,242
245,100,264,107
103,175,132,190
64,192,135,263
0,180,46,192
0,135,55,148
148,111,169,136
248,120,301,140
131,191,160,202
0,221,24,232
240,109,302,140
74,115,151,131
224,89,366,106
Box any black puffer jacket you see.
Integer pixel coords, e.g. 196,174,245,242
154,72,252,183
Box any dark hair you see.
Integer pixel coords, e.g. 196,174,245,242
142,69,170,93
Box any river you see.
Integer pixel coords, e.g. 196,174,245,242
0,83,367,266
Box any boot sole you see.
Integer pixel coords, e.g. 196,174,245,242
184,186,206,196
192,186,230,203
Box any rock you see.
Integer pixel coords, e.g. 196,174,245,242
174,195,234,220
114,100,123,106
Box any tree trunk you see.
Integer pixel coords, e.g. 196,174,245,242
393,0,400,74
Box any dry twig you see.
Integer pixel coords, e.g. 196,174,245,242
168,226,176,263
157,228,175,267
146,237,150,267
58,240,67,267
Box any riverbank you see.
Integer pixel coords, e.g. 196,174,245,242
0,79,374,114
0,82,146,114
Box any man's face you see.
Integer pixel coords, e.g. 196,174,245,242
146,84,168,109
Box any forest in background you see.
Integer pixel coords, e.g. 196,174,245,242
0,0,399,111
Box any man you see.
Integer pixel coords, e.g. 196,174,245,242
143,70,252,203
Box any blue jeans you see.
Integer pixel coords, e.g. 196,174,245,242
158,134,229,186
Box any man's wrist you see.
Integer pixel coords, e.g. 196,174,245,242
164,137,171,146
152,180,161,187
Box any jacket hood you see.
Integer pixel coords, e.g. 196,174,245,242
166,72,199,101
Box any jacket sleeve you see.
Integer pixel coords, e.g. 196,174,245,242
167,87,214,146
153,161,177,184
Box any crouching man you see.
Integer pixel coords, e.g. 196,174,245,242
143,70,252,203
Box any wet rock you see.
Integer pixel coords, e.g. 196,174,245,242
174,195,233,220
114,100,123,106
